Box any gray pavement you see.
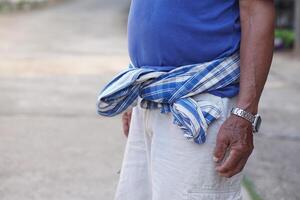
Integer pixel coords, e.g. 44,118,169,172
245,54,300,200
0,75,126,200
0,1,129,199
0,0,299,200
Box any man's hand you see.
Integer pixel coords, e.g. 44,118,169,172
213,115,254,178
122,109,132,137
212,0,275,178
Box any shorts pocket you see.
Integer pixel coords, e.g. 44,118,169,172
187,190,242,200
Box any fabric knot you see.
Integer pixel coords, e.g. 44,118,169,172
97,53,240,144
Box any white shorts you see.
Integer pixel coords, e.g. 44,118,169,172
115,93,243,200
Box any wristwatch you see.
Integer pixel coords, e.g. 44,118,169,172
231,107,262,133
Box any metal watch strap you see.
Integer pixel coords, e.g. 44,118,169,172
231,107,255,124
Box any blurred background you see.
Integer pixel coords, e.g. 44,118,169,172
0,0,299,200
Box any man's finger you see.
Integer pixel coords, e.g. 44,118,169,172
213,132,229,162
218,158,247,178
122,112,130,137
216,150,243,174
128,111,132,125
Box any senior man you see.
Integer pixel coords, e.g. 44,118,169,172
97,0,275,199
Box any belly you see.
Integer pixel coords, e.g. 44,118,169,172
127,0,241,67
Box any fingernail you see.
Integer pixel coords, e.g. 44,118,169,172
213,156,218,162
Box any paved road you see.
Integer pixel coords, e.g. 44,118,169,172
0,0,130,76
245,54,300,200
0,1,129,199
0,0,299,200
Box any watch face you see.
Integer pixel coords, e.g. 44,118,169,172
254,116,262,132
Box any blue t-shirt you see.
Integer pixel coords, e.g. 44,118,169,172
128,0,241,67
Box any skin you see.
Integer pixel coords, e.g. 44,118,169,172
214,0,275,178
122,110,132,138
122,0,275,178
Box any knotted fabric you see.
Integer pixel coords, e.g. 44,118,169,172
97,53,240,144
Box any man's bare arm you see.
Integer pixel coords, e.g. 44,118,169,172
237,0,275,113
214,0,275,178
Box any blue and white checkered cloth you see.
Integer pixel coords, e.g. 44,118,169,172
97,53,240,144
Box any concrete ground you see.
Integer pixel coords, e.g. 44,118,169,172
245,53,300,200
0,0,299,199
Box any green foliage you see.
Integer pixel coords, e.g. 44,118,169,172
275,29,295,48
242,176,264,200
